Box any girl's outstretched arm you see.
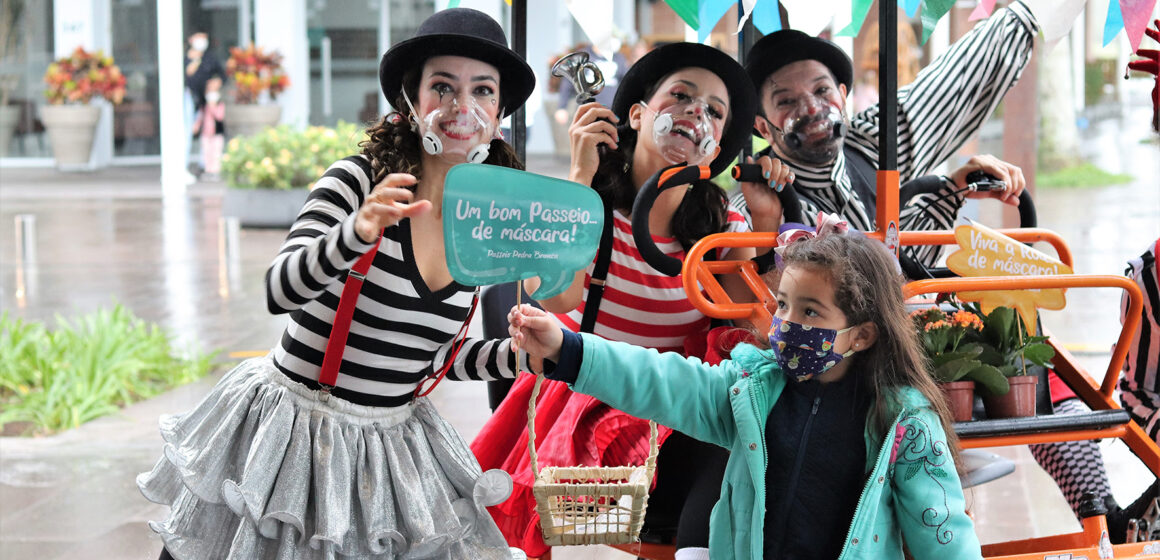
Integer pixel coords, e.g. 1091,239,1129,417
511,305,741,448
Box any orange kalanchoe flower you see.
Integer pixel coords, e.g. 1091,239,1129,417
951,310,984,331
924,320,951,332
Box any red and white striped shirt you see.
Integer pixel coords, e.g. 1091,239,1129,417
555,206,748,352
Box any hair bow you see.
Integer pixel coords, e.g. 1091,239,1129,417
773,212,849,257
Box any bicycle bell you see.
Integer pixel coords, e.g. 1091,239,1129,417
551,51,606,104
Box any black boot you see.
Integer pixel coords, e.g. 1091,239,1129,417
1106,478,1160,544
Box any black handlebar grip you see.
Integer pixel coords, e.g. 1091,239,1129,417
730,163,804,224
631,165,709,277
732,163,765,183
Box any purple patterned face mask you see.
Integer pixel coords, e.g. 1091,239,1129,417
768,316,856,382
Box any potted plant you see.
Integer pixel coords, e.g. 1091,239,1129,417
0,0,25,157
913,306,1009,422
934,295,1057,419
224,44,290,138
40,47,126,166
221,121,363,227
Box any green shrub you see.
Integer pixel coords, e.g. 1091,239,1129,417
222,121,366,190
0,306,216,435
1037,162,1133,189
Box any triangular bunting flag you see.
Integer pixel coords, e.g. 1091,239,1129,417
920,0,956,44
699,0,735,43
1105,0,1126,46
752,1,784,34
836,0,874,37
902,0,922,18
1122,0,1160,51
969,0,998,22
739,0,758,31
664,0,701,31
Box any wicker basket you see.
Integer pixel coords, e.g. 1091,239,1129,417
527,372,659,546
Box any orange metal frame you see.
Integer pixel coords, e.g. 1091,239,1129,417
679,176,1159,557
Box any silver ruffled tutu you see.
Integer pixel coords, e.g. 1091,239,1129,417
137,357,517,559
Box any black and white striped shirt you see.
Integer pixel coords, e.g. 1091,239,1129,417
266,155,518,407
733,1,1037,267
1120,240,1160,443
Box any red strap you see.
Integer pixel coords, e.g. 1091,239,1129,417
319,238,381,388
414,291,478,398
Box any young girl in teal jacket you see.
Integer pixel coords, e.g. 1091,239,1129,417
508,215,983,560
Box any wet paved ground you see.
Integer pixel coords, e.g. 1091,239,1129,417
0,104,1157,559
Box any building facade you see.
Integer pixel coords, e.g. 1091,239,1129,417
0,0,652,173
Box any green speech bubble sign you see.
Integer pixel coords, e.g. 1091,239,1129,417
443,165,604,299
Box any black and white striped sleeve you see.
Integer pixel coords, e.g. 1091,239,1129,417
436,337,520,381
899,175,966,268
728,189,827,229
265,156,378,314
847,1,1038,180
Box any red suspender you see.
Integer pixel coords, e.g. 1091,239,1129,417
318,237,381,390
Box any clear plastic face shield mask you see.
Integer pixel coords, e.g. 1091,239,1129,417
639,97,721,166
768,94,846,154
402,88,499,164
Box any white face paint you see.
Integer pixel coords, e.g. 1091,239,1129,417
190,37,208,52
639,96,720,166
403,88,498,164
405,56,503,164
761,60,849,165
635,68,729,167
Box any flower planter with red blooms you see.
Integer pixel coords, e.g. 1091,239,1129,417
224,44,290,138
40,47,126,167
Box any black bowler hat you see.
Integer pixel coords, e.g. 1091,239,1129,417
379,8,535,118
612,42,757,178
745,29,853,94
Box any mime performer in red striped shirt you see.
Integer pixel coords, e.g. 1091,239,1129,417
471,42,790,560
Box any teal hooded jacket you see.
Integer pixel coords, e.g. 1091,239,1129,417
566,332,984,560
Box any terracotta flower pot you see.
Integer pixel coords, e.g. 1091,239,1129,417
939,381,976,422
982,375,1038,418
225,103,282,139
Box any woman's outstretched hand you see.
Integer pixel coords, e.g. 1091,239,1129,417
354,173,432,242
508,304,564,372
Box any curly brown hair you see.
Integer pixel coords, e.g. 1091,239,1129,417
360,67,524,185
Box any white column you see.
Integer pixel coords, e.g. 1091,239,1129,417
613,0,635,39
1071,22,1086,113
158,0,187,196
379,0,391,115
240,0,254,46
256,0,309,127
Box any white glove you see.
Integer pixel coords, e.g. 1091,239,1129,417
1019,0,1087,44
